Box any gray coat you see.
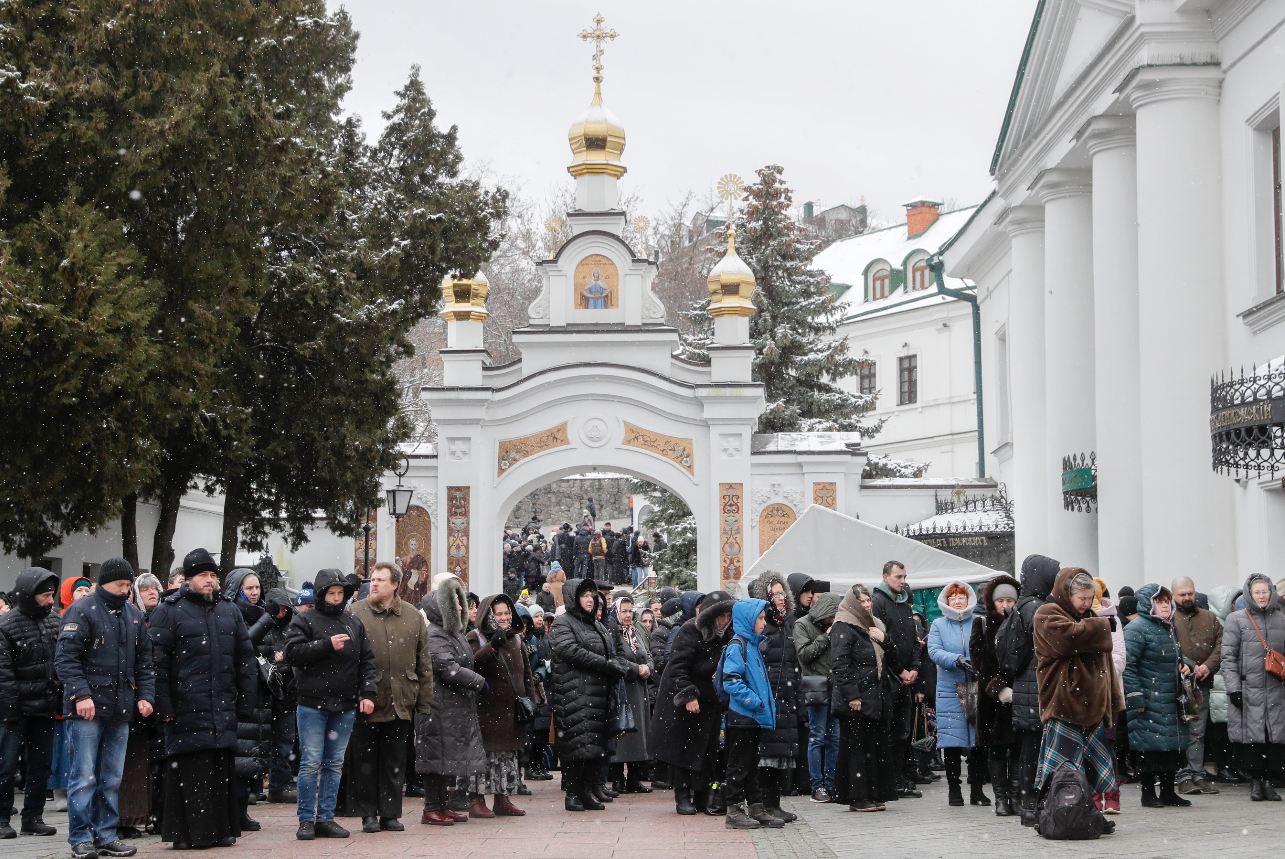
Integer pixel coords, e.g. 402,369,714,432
1222,574,1285,746
794,592,841,678
414,578,485,777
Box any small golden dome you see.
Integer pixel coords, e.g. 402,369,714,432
440,271,490,322
707,228,756,317
568,76,626,179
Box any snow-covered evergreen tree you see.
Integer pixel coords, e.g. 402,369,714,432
628,480,697,590
685,165,883,434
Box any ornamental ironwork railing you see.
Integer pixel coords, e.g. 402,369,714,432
1061,452,1096,513
890,485,1015,574
1210,363,1285,476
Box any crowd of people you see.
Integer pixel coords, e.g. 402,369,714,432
500,509,662,600
0,547,1281,855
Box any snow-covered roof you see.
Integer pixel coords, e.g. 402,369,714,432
746,504,1001,588
752,432,864,453
904,508,1012,532
812,206,978,322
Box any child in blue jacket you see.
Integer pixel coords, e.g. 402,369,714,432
721,598,779,829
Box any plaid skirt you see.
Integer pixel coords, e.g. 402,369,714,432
1036,718,1118,795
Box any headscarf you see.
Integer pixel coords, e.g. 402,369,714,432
834,585,885,677
611,597,640,654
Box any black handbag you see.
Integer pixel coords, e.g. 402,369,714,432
800,675,830,708
607,679,637,737
496,643,539,724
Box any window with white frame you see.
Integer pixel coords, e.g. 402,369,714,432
898,355,918,405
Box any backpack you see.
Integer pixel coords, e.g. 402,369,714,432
714,635,749,710
995,603,1032,680
1035,765,1106,840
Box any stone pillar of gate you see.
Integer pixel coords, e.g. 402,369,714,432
1124,66,1235,583
1032,169,1098,573
701,225,761,594
997,206,1050,565
1082,116,1145,588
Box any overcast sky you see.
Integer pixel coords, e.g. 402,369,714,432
329,1,1039,226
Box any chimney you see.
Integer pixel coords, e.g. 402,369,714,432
803,201,815,221
903,197,942,238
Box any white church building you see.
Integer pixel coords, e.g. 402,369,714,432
941,0,1285,591
814,199,982,479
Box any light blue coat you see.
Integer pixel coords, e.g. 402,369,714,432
722,598,776,729
928,582,978,748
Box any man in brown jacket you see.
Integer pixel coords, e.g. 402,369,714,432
1032,568,1124,814
1171,576,1222,795
347,561,434,833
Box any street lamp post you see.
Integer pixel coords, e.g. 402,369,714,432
384,454,415,568
362,515,374,581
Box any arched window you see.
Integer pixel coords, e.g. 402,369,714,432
870,266,890,300
911,257,930,291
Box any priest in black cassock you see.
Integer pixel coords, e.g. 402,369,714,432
148,549,258,848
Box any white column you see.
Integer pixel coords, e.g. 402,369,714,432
1124,66,1235,583
998,206,1049,562
1082,116,1144,588
1032,169,1098,572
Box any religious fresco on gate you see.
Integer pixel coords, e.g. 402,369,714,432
446,487,470,588
573,254,619,309
395,505,432,605
496,423,571,478
758,503,796,555
353,508,377,578
621,422,695,475
720,483,743,586
813,482,837,510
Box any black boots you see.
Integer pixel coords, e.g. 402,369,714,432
990,761,1015,816
237,796,261,831
947,781,965,806
675,788,698,815
1140,774,1163,808
1250,777,1281,801
1157,772,1192,807
970,783,991,806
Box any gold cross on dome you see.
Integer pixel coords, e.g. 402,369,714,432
579,14,618,81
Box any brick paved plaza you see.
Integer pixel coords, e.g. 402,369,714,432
4,777,1284,859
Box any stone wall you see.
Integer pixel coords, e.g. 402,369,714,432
508,476,633,532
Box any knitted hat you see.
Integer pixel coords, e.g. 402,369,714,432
98,557,136,587
292,589,314,606
182,548,219,576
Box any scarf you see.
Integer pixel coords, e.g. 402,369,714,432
768,601,787,628
611,598,639,654
834,586,885,678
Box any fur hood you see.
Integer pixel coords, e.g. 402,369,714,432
695,596,734,642
981,574,1021,623
421,576,469,637
749,570,793,613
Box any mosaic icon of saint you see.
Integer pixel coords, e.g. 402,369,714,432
581,268,609,309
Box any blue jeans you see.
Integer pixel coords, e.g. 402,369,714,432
807,703,840,792
0,716,55,824
295,707,354,822
574,557,591,579
630,566,647,587
65,718,129,847
269,709,297,793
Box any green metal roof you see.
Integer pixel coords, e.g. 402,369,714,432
990,0,1048,176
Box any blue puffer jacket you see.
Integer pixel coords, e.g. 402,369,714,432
723,599,775,729
55,588,155,722
928,582,978,748
1123,583,1191,753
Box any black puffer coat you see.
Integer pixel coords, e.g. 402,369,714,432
147,585,257,757
283,568,377,713
969,574,1020,747
649,597,734,772
0,568,62,718
549,579,633,763
224,569,275,781
415,578,486,777
1006,554,1060,732
749,572,801,760
648,598,683,673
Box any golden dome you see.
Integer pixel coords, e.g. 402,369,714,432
440,271,490,322
706,228,756,317
568,76,626,179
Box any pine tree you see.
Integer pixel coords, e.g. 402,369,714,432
217,69,508,569
627,481,697,590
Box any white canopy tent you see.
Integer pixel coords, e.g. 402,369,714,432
744,504,1001,595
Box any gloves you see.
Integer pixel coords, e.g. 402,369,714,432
489,629,508,650
955,657,976,677
1229,691,1243,709
998,687,1013,705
